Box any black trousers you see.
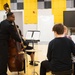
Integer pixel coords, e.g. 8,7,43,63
0,56,8,75
0,41,8,75
74,63,75,75
40,60,72,75
40,60,51,75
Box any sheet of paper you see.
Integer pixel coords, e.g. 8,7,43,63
33,32,40,40
25,32,32,40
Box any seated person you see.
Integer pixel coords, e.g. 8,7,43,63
40,24,75,75
64,26,75,75
17,25,38,66
64,26,71,39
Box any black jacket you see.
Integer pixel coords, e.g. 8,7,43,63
0,19,21,56
0,19,21,73
0,19,21,42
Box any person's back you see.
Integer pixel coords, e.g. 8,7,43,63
48,37,75,72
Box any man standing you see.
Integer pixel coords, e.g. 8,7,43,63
0,12,21,75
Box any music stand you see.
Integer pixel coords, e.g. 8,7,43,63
25,30,40,75
25,30,40,49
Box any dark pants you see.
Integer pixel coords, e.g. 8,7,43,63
0,41,8,75
0,56,8,75
74,63,75,75
40,60,51,75
0,73,7,75
40,60,72,75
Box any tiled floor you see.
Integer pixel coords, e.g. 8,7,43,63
7,43,52,75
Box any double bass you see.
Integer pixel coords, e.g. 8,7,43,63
8,22,25,72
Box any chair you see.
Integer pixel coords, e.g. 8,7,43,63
25,50,39,75
51,69,72,75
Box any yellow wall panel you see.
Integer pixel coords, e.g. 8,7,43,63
52,0,66,23
24,0,37,24
0,0,10,10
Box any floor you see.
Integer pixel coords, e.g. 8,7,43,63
7,43,52,75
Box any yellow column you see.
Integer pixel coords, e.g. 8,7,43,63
24,0,38,24
0,1,1,10
52,0,66,23
0,0,10,10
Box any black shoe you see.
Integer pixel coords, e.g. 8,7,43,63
26,46,33,50
29,61,38,66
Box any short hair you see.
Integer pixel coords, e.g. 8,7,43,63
52,23,64,34
7,12,13,18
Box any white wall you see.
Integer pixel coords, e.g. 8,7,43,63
0,10,5,22
12,10,23,33
38,9,54,42
38,15,54,42
23,24,37,37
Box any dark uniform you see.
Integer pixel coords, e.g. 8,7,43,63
0,19,21,75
